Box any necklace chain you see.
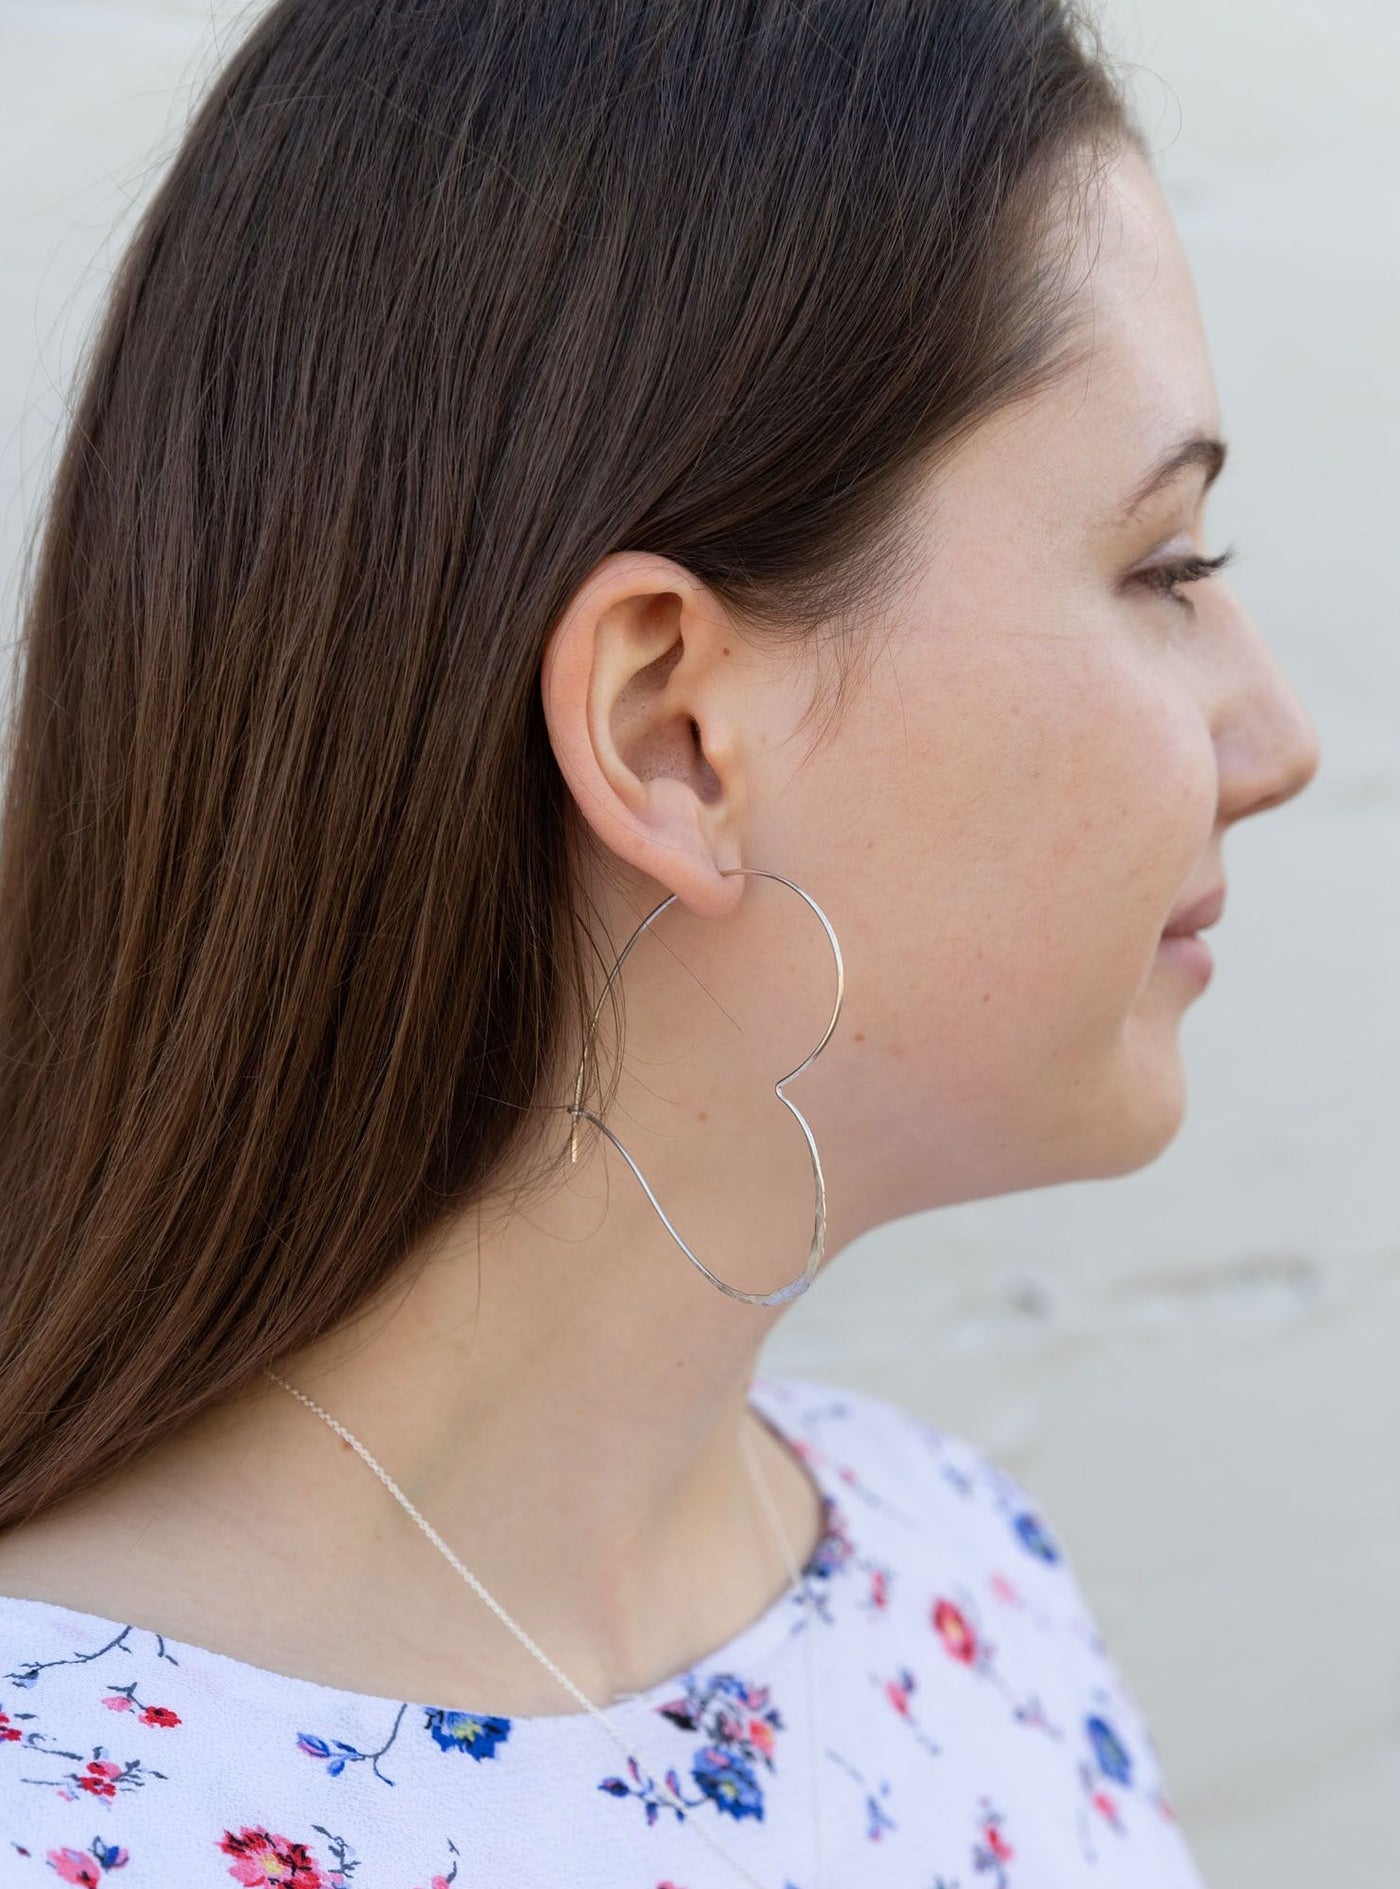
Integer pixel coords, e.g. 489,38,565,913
262,1366,827,1889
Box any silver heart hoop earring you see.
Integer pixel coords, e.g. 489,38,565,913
566,866,844,1308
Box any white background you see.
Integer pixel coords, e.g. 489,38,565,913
2,3,1396,1882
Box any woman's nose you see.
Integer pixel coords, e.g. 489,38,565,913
1215,608,1322,825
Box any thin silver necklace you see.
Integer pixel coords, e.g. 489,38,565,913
263,1366,828,1889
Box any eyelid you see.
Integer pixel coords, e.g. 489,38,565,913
1132,542,1240,609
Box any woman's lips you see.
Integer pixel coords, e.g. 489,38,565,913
1163,883,1226,935
1156,929,1214,986
1158,879,1223,986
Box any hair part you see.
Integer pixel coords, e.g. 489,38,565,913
0,0,1139,1528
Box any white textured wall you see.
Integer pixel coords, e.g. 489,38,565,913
2,4,1396,1884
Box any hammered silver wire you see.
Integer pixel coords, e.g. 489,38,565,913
567,867,844,1307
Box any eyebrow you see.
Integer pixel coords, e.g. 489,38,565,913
1117,432,1229,523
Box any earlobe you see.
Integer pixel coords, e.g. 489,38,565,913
538,553,747,921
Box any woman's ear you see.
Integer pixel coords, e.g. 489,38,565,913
539,552,752,920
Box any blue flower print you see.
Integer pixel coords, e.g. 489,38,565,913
939,1459,976,1498
1012,1509,1061,1563
296,1731,364,1777
1086,1712,1132,1785
424,1708,512,1759
807,1500,855,1580
295,1715,409,1788
600,1670,786,1827
693,1743,765,1820
706,1674,757,1706
294,1701,511,1788
829,1746,899,1843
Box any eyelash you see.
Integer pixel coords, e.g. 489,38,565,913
1134,543,1240,610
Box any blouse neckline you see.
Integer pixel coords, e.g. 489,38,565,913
0,1372,845,1736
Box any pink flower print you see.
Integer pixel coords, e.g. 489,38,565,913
869,1567,889,1610
46,1840,130,1884
76,1758,123,1799
98,1682,181,1728
1091,1788,1124,1831
218,1825,332,1887
886,1672,911,1715
47,1853,101,1887
746,1716,775,1760
0,1709,23,1741
876,1666,942,1757
933,1597,977,1664
408,1838,460,1888
53,1751,165,1806
931,1594,1057,1735
47,1838,128,1882
989,1570,1021,1606
971,1801,1015,1882
985,1817,1014,1861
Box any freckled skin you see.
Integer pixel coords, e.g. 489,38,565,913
544,144,1318,1235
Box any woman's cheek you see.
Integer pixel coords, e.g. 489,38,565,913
1014,663,1213,1006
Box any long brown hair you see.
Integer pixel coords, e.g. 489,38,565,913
0,0,1137,1529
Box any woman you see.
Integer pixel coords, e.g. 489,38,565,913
0,1,1317,1884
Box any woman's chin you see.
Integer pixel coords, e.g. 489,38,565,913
1096,1030,1190,1175
1036,1023,1190,1184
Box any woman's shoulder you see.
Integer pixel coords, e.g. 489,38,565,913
752,1368,1124,1676
752,1367,1072,1560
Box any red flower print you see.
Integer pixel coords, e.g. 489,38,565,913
0,1710,23,1741
870,1567,889,1610
98,1682,181,1728
46,1852,101,1887
877,1666,941,1759
984,1819,1014,1862
746,1716,774,1759
219,1825,332,1887
1093,1787,1127,1826
933,1597,977,1664
77,1758,123,1798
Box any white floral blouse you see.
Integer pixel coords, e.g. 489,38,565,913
0,1372,1211,1888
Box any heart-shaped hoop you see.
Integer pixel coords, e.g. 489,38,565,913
567,867,844,1307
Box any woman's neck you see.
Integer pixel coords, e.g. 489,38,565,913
0,1156,830,1715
